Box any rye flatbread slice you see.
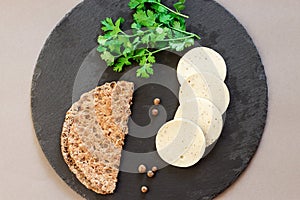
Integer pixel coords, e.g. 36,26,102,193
61,81,134,194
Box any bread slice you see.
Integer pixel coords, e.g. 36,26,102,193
61,81,134,194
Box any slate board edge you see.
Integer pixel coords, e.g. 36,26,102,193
30,0,269,199
202,0,269,199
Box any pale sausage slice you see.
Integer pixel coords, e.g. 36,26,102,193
175,98,223,146
179,72,230,114
156,119,206,168
177,47,227,84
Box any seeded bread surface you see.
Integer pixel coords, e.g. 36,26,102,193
61,81,134,194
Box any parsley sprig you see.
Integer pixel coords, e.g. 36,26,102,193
97,0,200,78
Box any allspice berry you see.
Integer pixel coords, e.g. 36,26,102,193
151,108,159,116
151,166,158,172
141,186,148,193
153,98,160,105
147,170,154,178
138,164,147,173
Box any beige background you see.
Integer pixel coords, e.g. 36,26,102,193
1,0,299,199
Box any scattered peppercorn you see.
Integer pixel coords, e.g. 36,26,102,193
153,98,160,105
151,166,158,172
138,164,147,173
141,186,148,193
151,108,159,116
147,170,154,178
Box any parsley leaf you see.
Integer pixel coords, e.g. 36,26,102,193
128,0,146,9
158,14,173,25
114,56,132,72
184,38,194,47
106,39,122,54
169,40,185,51
151,4,167,13
97,45,106,53
133,10,157,27
97,35,107,45
97,0,200,78
101,51,115,66
131,22,141,30
147,54,156,63
141,34,150,44
136,63,154,78
101,17,124,37
150,29,167,42
173,2,185,12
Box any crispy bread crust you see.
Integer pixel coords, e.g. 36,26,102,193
61,81,134,194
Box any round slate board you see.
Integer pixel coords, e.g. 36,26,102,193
31,0,268,199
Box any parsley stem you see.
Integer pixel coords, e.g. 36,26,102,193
170,27,201,39
121,29,152,38
158,35,194,42
131,46,170,59
120,30,127,35
153,2,189,19
120,30,138,38
150,46,171,54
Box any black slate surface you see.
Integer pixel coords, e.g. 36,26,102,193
31,0,268,199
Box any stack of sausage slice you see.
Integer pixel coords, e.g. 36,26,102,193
156,47,230,168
